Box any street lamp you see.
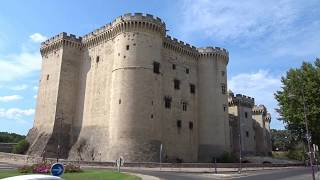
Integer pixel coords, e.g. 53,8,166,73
288,83,316,180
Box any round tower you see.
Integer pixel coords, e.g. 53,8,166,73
197,47,230,162
108,13,166,162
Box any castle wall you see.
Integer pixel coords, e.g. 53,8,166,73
27,33,82,158
107,29,164,161
27,13,235,162
68,40,114,161
197,50,230,162
161,47,198,162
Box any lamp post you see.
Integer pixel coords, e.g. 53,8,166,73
238,117,243,174
288,79,316,180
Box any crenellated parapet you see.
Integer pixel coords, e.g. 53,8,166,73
252,105,267,115
265,113,271,122
82,13,166,48
163,35,199,58
40,32,83,56
197,47,229,63
228,91,255,108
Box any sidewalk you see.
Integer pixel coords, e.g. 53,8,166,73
82,165,301,173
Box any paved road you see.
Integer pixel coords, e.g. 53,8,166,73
126,167,319,180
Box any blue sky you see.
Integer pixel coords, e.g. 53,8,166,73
0,0,319,135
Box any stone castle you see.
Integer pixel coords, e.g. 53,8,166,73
26,13,271,162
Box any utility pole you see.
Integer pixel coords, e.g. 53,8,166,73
301,88,316,180
238,117,242,174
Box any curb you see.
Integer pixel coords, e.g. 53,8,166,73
125,172,160,180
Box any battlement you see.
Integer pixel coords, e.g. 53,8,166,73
228,91,255,107
163,35,199,58
41,32,82,47
198,46,228,56
40,32,83,56
266,113,271,122
112,13,165,27
252,105,267,115
82,13,166,45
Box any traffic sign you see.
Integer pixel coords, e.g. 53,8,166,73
51,163,64,177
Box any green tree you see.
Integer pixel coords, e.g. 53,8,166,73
12,139,29,154
274,58,320,146
0,132,25,143
271,129,293,151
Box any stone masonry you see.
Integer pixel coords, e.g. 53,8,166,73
26,13,231,163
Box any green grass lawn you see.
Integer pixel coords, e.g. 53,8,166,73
0,170,141,180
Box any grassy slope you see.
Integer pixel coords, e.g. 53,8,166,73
0,170,141,180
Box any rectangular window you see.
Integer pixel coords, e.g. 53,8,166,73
96,56,100,63
164,96,172,109
189,122,193,130
186,68,189,74
223,104,227,112
46,74,49,80
174,79,180,90
177,120,182,128
126,45,129,50
182,102,187,111
153,62,160,74
172,64,176,70
221,71,225,76
245,112,248,118
190,84,195,94
221,83,226,94
246,131,249,137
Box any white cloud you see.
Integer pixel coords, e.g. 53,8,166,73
180,0,299,39
0,95,23,102
0,47,42,83
228,70,285,129
9,84,28,91
29,33,47,43
33,86,38,91
179,0,320,57
0,108,34,123
33,95,37,99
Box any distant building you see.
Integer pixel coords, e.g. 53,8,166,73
26,13,231,163
228,91,272,157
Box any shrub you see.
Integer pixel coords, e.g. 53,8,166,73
64,164,82,173
18,165,33,173
32,163,51,174
286,142,306,161
18,163,82,174
214,152,238,163
12,139,29,154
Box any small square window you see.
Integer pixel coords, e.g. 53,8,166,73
221,71,225,76
174,79,180,90
177,120,182,128
126,45,129,50
190,84,195,94
186,68,189,74
153,62,160,74
172,64,176,70
189,122,193,130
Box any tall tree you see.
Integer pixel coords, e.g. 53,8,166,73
275,58,320,146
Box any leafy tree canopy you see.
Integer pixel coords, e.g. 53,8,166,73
275,58,320,146
0,132,26,143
